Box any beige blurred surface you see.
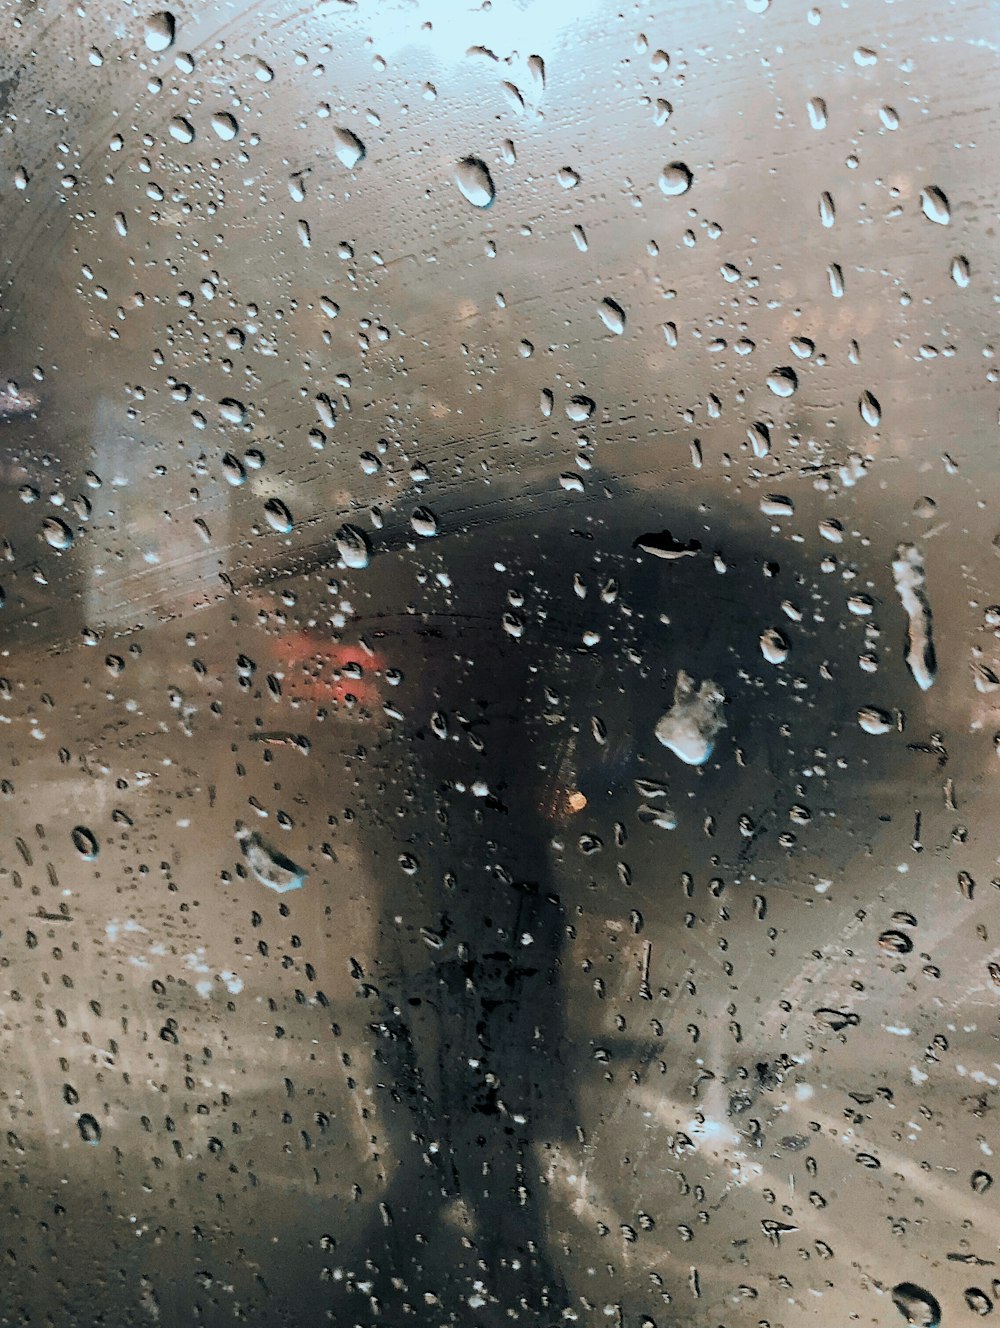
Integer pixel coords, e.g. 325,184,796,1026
0,1,999,1324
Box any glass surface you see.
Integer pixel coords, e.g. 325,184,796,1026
0,1,997,1324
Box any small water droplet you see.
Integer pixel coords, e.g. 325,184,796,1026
71,826,99,860
818,190,835,227
971,1169,993,1194
880,105,900,129
333,127,365,169
263,499,293,534
221,452,246,486
455,157,495,208
144,10,175,51
951,254,970,287
920,185,950,225
659,162,692,196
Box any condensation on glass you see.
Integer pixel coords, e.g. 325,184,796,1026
0,0,996,1324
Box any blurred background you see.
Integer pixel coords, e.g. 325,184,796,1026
0,0,998,1324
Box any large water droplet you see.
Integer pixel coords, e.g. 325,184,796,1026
411,506,439,537
71,826,99,860
891,1283,941,1327
236,825,307,893
892,543,936,691
211,112,238,141
858,705,894,735
759,628,789,664
566,395,595,422
598,298,626,335
807,96,827,130
42,517,74,550
920,185,950,225
659,162,692,196
78,1113,102,1145
455,157,495,208
144,10,175,50
169,116,195,144
335,523,372,569
859,390,881,426
767,366,798,397
951,254,970,287
263,499,293,534
655,670,726,766
333,127,365,169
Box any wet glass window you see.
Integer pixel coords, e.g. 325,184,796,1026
0,1,996,1324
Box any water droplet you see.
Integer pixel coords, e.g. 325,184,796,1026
828,262,845,297
790,337,815,359
964,1289,993,1317
78,1113,102,1144
920,185,950,225
659,162,692,196
767,366,798,397
221,452,246,486
745,0,770,12
891,1283,941,1328
219,397,247,425
858,705,893,735
42,517,74,550
748,421,771,457
253,58,273,82
760,493,794,518
333,127,365,169
655,670,726,766
566,395,595,422
760,628,789,664
169,116,195,144
971,1169,993,1194
236,825,307,893
859,390,881,426
807,96,827,130
880,105,900,129
598,298,626,335
263,499,293,534
71,826,99,860
854,45,878,66
892,543,936,691
951,254,970,287
455,157,495,208
335,523,372,569
557,166,580,189
144,10,175,51
411,506,439,537
211,112,238,141
818,190,836,227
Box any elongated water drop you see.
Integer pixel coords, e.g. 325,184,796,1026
920,185,950,225
892,543,936,690
263,499,293,534
335,523,372,569
455,157,495,208
236,825,307,894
